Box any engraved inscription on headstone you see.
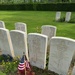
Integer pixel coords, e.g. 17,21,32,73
15,22,27,32
28,33,48,69
10,30,29,60
48,37,75,75
55,12,61,21
65,12,71,22
41,25,56,51
0,28,14,57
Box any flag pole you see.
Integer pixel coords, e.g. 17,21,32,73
23,52,26,75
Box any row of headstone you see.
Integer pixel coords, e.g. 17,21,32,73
55,12,71,22
0,22,57,69
27,26,75,75
0,22,29,61
0,26,48,69
0,21,27,33
0,21,75,75
0,28,29,59
27,25,57,69
28,33,75,75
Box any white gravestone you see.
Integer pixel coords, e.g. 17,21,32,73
72,66,75,75
0,28,14,57
28,33,48,69
15,22,27,32
0,21,5,28
65,12,71,22
71,52,75,75
48,37,75,75
10,30,29,61
55,12,61,21
41,25,57,51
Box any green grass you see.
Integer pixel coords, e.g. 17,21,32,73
0,71,6,75
0,11,75,39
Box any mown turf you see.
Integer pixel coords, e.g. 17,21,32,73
0,11,75,39
0,71,6,75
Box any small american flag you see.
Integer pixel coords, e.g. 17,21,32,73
18,55,30,75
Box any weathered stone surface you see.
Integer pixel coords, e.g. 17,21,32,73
71,52,75,75
41,25,56,51
0,28,14,57
28,33,48,69
0,21,5,28
10,30,29,60
65,12,71,22
15,22,27,32
48,37,75,75
72,66,75,75
55,12,61,21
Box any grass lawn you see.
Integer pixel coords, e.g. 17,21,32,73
0,11,75,75
0,11,75,39
0,71,6,75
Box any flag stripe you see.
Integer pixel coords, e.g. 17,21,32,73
18,67,25,70
18,55,30,72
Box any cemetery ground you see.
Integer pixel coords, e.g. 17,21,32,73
0,11,75,75
0,11,75,39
